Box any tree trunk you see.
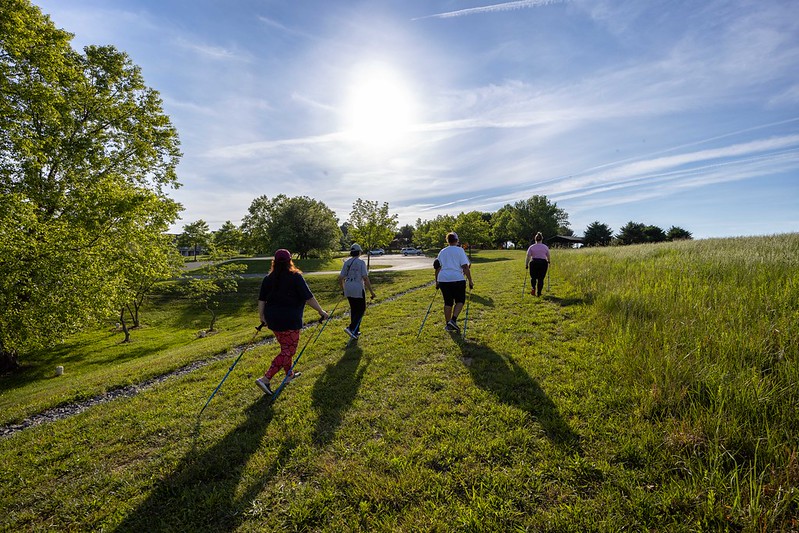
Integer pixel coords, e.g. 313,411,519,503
119,307,131,343
128,301,140,328
0,350,19,372
207,304,217,332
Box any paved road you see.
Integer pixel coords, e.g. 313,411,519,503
183,254,434,275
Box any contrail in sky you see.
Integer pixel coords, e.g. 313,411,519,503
413,0,566,20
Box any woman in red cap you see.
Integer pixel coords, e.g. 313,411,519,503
256,248,328,395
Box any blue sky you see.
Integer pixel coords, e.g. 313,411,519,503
31,0,799,239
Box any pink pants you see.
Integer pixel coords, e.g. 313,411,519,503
265,329,300,380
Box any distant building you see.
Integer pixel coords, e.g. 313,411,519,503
546,235,584,248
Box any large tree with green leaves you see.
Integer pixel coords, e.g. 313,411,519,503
583,221,614,247
395,224,414,248
454,211,492,249
667,226,693,241
241,194,340,258
177,220,211,258
212,220,244,254
348,199,397,267
490,205,515,248
616,221,647,245
644,225,667,243
0,0,182,370
182,247,246,333
113,219,183,342
414,214,457,250
510,196,569,246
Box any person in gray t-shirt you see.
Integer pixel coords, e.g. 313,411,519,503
338,243,376,339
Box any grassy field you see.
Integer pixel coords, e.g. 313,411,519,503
0,239,797,531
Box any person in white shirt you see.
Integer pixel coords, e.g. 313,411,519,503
338,243,375,339
434,232,474,332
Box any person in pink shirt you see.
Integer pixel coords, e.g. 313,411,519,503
525,232,550,297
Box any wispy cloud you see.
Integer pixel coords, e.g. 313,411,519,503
414,0,566,20
257,15,315,40
173,38,250,61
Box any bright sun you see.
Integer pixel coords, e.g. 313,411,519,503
342,63,416,149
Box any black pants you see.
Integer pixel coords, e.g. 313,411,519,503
529,259,548,296
347,292,366,332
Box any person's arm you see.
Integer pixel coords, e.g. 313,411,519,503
433,258,441,289
338,274,345,294
305,297,328,321
258,300,267,326
462,263,474,290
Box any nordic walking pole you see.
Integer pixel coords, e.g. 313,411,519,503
522,268,527,299
416,286,438,338
270,299,341,401
462,287,473,340
199,323,264,416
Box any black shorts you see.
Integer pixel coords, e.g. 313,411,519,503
439,280,466,306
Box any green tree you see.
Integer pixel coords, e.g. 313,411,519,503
616,221,647,245
667,226,693,241
583,221,613,247
490,205,515,248
510,196,569,246
644,225,667,243
395,224,415,248
212,220,243,254
182,247,246,333
114,216,183,342
241,195,340,258
348,199,398,266
414,214,456,250
177,220,211,258
454,211,492,249
340,221,352,250
0,0,181,370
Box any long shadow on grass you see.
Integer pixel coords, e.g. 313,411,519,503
311,344,369,446
452,335,582,452
469,294,495,308
113,396,290,533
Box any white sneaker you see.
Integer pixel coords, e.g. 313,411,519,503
344,327,357,339
286,371,302,382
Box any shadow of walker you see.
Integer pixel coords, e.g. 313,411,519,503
311,344,369,446
113,396,289,532
451,334,582,452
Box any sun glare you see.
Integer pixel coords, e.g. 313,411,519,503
342,63,417,149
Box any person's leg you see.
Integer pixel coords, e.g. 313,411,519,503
347,296,358,330
265,329,299,380
529,263,535,294
453,281,467,320
539,263,549,296
530,260,547,296
350,295,366,334
441,282,455,323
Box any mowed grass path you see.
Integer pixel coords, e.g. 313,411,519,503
1,241,797,531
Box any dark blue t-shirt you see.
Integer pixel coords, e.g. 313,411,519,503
259,271,313,331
